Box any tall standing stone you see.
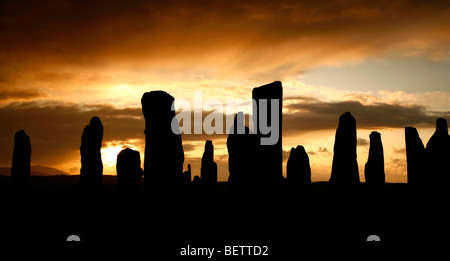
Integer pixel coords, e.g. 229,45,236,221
364,131,385,188
141,91,184,195
426,118,450,185
252,81,283,185
405,127,426,186
201,140,217,185
329,112,360,188
11,130,31,192
79,116,103,194
116,148,142,198
227,112,259,188
286,145,311,188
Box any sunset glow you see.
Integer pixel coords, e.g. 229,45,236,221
1,0,449,183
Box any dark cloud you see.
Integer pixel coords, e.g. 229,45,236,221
357,138,369,147
0,89,46,101
284,96,450,134
0,101,143,166
182,143,197,153
393,147,406,154
0,96,447,168
317,147,332,156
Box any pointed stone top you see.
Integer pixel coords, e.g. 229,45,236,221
296,145,306,153
89,116,103,130
15,129,28,138
14,129,30,147
405,126,418,135
205,140,213,149
339,112,355,124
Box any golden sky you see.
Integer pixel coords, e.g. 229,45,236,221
1,0,450,182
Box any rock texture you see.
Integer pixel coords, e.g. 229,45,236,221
79,116,103,194
329,112,360,188
11,130,31,191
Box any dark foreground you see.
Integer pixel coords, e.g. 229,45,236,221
0,175,448,242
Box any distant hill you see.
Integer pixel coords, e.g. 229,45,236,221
0,165,68,176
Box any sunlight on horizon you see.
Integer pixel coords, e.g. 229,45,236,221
101,144,140,175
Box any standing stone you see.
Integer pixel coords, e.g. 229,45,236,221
201,140,217,185
405,127,426,186
181,164,192,185
116,148,142,198
141,91,184,195
426,118,450,185
227,112,259,188
79,116,103,194
252,81,283,185
329,112,360,188
364,131,385,188
286,145,311,188
11,130,31,191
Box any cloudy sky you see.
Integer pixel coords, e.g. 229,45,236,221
1,0,449,182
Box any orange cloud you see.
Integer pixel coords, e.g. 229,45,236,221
1,0,449,82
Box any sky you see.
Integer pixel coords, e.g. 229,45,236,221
1,0,450,182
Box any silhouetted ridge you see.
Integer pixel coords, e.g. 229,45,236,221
252,81,283,184
11,130,31,192
141,91,184,198
286,145,311,188
116,148,142,198
329,112,360,188
365,131,385,187
79,116,103,195
405,126,426,186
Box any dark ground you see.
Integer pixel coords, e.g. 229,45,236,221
0,175,448,242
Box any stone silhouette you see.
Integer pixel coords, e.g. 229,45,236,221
79,116,104,194
116,148,142,198
11,130,31,191
193,175,201,184
182,164,192,184
426,118,450,185
405,126,426,186
364,131,385,188
252,81,283,185
201,140,217,185
286,145,311,188
329,112,360,188
227,112,259,188
141,91,184,195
